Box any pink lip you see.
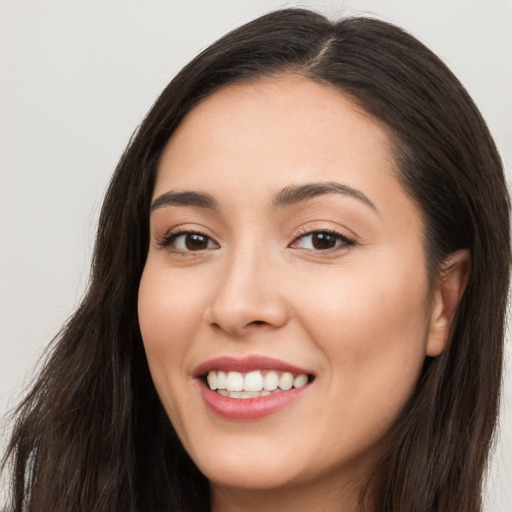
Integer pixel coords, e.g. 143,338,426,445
193,355,312,377
198,383,311,420
194,355,314,420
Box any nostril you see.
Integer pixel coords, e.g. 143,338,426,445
249,320,266,326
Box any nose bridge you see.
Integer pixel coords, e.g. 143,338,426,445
206,236,287,335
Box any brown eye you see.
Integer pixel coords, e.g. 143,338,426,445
311,232,337,250
161,231,219,252
184,233,210,250
293,231,354,251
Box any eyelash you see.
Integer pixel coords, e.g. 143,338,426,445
157,229,218,254
158,227,355,255
291,228,355,252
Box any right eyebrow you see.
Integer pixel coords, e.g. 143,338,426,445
150,190,219,212
272,181,377,212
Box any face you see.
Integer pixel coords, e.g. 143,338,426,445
138,76,442,503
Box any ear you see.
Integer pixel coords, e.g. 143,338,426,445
426,249,471,357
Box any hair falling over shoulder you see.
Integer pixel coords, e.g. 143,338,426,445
2,8,510,512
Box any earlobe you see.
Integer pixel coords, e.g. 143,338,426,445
426,249,471,357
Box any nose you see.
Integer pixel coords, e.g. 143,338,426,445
204,249,289,337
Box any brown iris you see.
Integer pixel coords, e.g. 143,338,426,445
184,233,210,251
310,232,338,250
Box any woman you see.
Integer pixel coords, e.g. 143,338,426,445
3,8,509,512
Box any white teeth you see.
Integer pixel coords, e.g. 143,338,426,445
244,370,264,391
207,372,218,390
217,371,227,389
263,371,279,391
293,374,308,388
226,371,244,391
206,369,310,396
279,372,294,391
228,391,261,398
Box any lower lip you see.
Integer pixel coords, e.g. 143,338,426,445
198,382,311,420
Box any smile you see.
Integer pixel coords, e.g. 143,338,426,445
195,356,315,419
206,369,310,398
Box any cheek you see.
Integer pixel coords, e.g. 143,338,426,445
138,264,204,349
294,259,430,409
298,262,429,341
137,265,207,412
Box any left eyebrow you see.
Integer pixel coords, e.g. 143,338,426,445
272,182,377,211
150,190,219,212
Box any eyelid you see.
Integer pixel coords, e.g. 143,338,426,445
157,227,220,254
289,227,356,252
155,223,356,255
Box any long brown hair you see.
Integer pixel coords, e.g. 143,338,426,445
3,9,510,512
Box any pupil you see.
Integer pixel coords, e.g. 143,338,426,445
312,232,336,250
185,234,208,250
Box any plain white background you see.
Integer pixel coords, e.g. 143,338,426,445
1,1,511,509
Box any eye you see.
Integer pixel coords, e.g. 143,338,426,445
292,230,354,251
159,231,219,253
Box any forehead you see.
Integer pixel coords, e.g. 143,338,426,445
164,75,393,156
155,75,411,217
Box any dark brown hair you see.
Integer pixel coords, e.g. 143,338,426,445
3,8,510,512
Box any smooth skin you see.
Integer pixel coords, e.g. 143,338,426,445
138,75,469,512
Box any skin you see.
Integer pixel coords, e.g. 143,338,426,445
138,75,469,512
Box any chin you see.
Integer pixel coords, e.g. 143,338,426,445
199,455,304,491
182,431,310,491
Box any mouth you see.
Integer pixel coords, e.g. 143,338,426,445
204,369,314,398
194,356,315,419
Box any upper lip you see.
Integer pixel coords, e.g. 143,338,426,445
193,355,314,377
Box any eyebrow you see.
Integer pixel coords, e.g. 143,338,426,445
272,182,377,211
151,190,218,212
150,181,376,213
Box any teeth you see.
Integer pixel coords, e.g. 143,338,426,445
207,372,217,390
226,371,244,392
206,369,310,396
293,374,308,388
217,371,227,389
244,370,263,391
279,372,294,391
228,391,262,398
263,371,279,391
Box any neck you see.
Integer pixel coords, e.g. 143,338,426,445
210,472,369,512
